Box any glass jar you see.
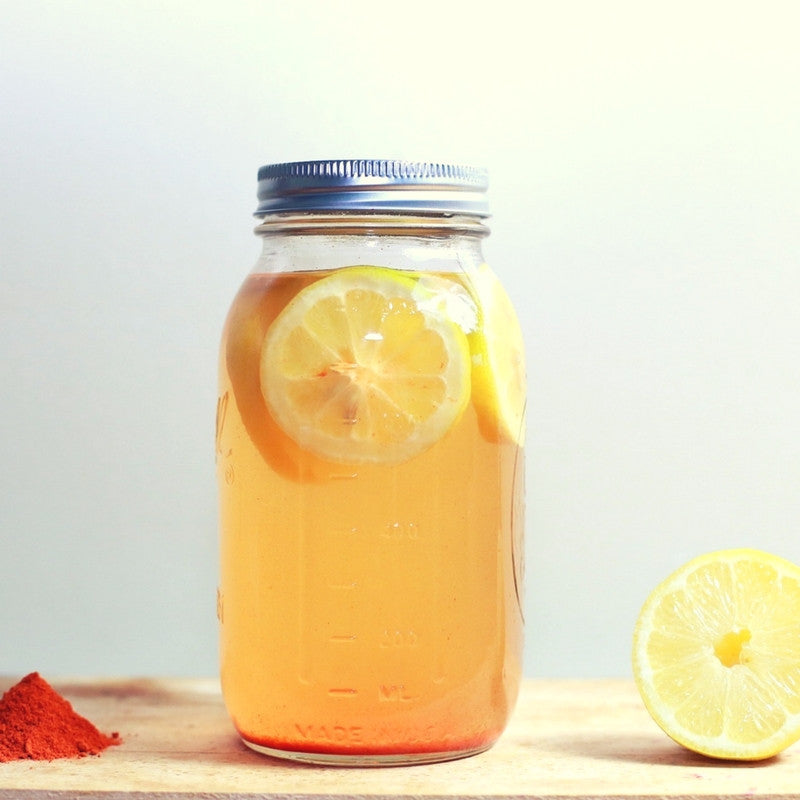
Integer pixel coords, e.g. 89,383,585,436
216,160,526,765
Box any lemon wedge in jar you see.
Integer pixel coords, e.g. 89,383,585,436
633,548,800,760
464,263,526,444
259,266,471,465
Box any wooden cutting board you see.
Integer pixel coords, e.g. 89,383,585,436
1,676,799,798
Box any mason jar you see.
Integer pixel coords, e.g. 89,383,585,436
216,159,525,765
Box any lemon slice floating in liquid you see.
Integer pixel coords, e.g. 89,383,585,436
465,263,526,444
260,266,472,465
633,548,800,760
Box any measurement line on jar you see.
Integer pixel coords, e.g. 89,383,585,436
329,634,357,643
328,688,358,697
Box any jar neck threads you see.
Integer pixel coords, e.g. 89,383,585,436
254,212,489,239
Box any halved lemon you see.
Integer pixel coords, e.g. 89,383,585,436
464,263,526,444
633,548,800,760
260,266,471,465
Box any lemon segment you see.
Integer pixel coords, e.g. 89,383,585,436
464,263,526,445
632,548,800,760
259,266,472,465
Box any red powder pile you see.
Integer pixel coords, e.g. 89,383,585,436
0,672,121,762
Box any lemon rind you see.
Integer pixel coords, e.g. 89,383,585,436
462,264,526,446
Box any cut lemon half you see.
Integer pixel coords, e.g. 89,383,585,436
465,263,526,444
260,266,471,465
633,548,800,760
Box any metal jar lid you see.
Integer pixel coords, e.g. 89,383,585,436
255,159,489,217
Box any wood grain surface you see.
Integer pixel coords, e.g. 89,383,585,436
1,676,799,798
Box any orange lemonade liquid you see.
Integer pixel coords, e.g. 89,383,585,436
217,267,524,761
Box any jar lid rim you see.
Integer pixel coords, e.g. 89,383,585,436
255,159,490,217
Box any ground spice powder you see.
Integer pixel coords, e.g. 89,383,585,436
0,672,121,762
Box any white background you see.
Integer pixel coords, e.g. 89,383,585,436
2,1,799,679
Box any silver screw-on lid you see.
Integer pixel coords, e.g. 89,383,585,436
255,159,489,217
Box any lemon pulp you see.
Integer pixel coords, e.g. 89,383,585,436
259,266,472,465
633,548,800,760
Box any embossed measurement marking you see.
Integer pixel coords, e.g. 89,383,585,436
378,684,419,702
382,520,420,540
328,688,358,697
215,392,231,459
